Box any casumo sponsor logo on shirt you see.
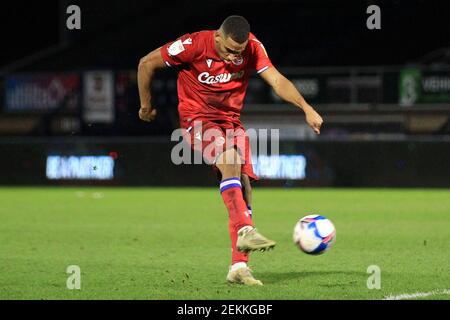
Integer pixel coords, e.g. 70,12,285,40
198,71,245,84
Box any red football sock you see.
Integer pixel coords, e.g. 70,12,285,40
220,177,254,264
220,178,253,231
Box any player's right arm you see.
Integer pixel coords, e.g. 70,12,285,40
138,33,196,122
137,47,166,122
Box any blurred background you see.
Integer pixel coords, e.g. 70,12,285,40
0,0,449,187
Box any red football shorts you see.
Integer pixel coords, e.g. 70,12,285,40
181,118,258,181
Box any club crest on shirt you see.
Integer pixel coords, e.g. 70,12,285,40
232,56,244,66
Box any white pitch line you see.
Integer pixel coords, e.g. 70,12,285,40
383,289,450,300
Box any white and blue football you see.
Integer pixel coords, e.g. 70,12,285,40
293,215,336,255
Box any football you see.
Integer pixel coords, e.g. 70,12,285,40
293,215,336,254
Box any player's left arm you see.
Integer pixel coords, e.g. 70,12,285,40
260,67,323,134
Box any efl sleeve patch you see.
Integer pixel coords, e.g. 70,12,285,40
160,33,196,66
168,40,185,56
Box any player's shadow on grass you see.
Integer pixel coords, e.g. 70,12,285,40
258,271,364,285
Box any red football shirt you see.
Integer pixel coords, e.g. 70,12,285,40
160,30,273,127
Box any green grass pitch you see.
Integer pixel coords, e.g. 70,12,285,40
0,187,449,300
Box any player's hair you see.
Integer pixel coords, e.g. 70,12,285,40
220,15,250,44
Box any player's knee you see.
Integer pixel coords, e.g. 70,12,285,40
217,148,241,166
216,149,242,178
218,163,241,178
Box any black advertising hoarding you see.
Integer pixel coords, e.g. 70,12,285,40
5,73,80,112
399,68,450,106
